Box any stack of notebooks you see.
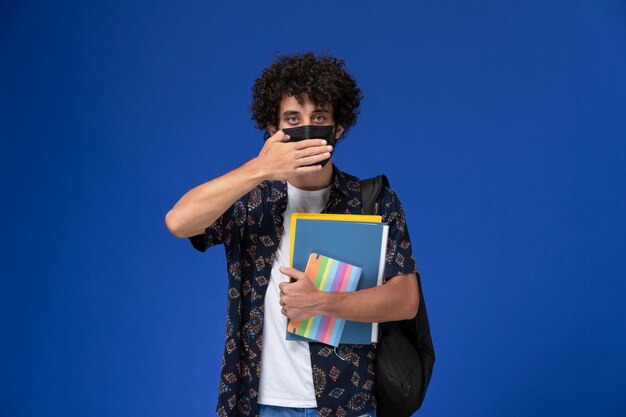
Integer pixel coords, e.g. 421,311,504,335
286,213,389,347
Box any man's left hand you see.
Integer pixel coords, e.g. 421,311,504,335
278,266,320,321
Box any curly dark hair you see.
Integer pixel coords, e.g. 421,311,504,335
250,52,363,140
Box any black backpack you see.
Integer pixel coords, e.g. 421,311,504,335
361,175,435,417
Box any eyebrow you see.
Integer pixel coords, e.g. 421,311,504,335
281,108,330,116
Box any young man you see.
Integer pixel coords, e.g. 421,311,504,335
165,52,419,417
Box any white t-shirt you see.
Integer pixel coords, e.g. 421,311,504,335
257,181,331,407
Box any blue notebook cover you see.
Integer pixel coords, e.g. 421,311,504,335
286,218,389,344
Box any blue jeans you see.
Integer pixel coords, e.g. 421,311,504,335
258,404,376,417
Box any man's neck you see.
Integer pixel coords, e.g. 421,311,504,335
287,161,334,191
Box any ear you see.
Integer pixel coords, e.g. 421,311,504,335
267,124,278,136
335,125,345,139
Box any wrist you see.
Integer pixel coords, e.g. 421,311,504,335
241,158,268,182
315,290,344,317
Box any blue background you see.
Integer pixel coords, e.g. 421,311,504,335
2,1,625,416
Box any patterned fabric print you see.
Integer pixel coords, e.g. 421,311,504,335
188,165,417,417
312,364,327,397
351,372,360,387
378,186,419,284
347,392,371,412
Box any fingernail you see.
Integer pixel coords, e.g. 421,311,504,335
327,145,333,151
321,140,327,145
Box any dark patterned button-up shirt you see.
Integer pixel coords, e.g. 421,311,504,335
189,165,417,417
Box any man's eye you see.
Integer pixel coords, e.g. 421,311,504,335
312,115,326,122
287,116,299,123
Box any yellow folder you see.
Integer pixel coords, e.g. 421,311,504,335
289,213,382,267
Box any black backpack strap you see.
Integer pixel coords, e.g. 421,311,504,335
360,175,389,215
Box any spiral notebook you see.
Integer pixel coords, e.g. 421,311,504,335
287,253,362,347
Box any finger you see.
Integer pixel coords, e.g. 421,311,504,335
293,165,324,175
281,307,287,316
279,266,302,278
281,267,308,283
296,152,332,167
267,130,290,143
296,144,334,158
292,139,328,150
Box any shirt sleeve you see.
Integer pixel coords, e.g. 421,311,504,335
187,197,246,253
378,186,419,282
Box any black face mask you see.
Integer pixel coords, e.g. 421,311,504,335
281,125,336,167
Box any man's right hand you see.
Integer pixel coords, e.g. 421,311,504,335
253,130,333,181
165,130,333,238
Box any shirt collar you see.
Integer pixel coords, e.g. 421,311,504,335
331,164,359,199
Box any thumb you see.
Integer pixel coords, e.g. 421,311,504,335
280,266,304,282
268,130,290,143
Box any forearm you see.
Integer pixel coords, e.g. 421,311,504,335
165,159,264,238
166,132,333,239
314,273,419,323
